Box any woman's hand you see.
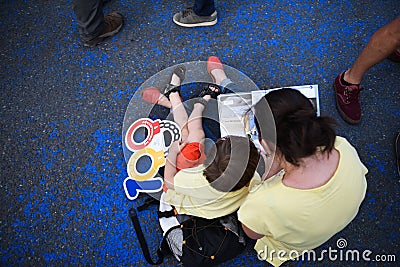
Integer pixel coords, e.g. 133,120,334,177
168,140,187,156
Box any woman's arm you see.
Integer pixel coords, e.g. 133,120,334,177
241,223,264,240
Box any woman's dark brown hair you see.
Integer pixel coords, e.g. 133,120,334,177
254,88,338,166
203,136,259,192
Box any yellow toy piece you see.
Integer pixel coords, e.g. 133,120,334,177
127,147,166,181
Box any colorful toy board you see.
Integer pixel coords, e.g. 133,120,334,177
123,118,181,200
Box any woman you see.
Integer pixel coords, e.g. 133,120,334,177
237,88,368,266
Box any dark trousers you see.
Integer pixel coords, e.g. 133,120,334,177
72,0,105,41
193,0,216,16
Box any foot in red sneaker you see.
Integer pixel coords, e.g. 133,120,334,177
207,56,225,84
333,72,364,124
141,87,171,108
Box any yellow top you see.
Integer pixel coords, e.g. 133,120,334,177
165,164,261,219
237,136,368,266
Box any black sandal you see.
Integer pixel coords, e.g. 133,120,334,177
164,65,186,99
163,84,180,99
198,83,221,99
192,97,209,107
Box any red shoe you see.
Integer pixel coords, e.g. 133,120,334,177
207,56,223,83
141,87,161,104
333,72,364,124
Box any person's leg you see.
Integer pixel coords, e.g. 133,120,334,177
344,16,400,84
334,16,400,124
185,101,207,143
173,87,221,172
193,0,216,16
169,92,189,140
186,85,222,143
72,0,105,40
72,0,123,47
166,65,189,139
141,87,172,108
207,56,244,94
172,0,217,27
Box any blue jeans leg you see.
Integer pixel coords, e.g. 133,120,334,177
193,0,216,16
220,78,244,94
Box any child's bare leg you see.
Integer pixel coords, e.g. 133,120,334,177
159,66,186,108
141,87,172,108
186,102,207,143
169,92,189,140
186,91,215,143
166,65,189,139
156,95,172,108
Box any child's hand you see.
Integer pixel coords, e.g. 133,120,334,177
169,140,187,155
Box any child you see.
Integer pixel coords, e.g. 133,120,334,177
141,57,260,219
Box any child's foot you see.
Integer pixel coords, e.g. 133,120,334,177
207,56,227,85
164,65,186,98
199,84,221,100
141,87,172,108
193,84,221,106
170,65,186,86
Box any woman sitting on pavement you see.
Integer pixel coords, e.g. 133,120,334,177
237,88,368,266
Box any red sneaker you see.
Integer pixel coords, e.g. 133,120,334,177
207,56,223,83
141,87,161,104
334,72,364,124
